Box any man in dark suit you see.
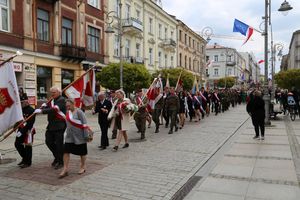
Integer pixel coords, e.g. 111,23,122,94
15,94,36,168
34,86,66,169
93,91,112,150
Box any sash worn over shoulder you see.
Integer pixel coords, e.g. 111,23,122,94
66,110,88,129
49,99,66,121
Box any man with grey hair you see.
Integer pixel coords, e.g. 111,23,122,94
34,86,66,169
93,91,112,150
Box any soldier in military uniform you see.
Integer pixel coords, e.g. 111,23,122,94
134,89,147,140
162,87,170,128
165,87,180,134
152,88,164,133
15,94,36,168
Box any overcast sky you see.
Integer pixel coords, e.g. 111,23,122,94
162,0,300,74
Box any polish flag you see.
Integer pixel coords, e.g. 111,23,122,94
258,60,265,64
0,62,23,136
64,70,95,108
146,78,163,110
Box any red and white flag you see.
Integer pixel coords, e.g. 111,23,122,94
146,78,163,110
0,62,23,136
64,69,95,108
258,60,264,64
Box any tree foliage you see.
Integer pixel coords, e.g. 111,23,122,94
97,63,152,93
152,68,195,90
275,69,300,90
217,77,235,88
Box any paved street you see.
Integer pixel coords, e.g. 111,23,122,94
0,105,250,200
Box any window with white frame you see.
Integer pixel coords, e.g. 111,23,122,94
136,43,141,58
158,24,162,38
227,68,232,75
114,35,120,56
214,68,219,76
165,54,168,68
164,27,168,39
125,3,130,19
149,18,153,34
136,10,140,21
0,0,9,31
87,26,100,53
37,9,50,41
171,56,174,67
125,39,130,58
88,0,100,9
115,0,120,17
149,48,153,65
214,55,218,62
158,51,162,67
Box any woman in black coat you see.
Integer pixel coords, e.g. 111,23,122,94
246,90,265,140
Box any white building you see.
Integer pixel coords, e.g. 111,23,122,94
287,30,300,69
206,44,246,88
240,52,260,84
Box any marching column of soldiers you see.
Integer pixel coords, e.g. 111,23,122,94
12,83,242,177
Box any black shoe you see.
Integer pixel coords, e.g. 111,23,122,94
165,124,169,128
122,143,129,148
54,163,63,170
20,164,31,169
17,160,24,166
175,127,178,132
99,146,107,150
51,160,58,167
253,136,259,140
141,134,145,140
112,146,118,152
98,146,103,149
168,130,173,134
155,128,159,133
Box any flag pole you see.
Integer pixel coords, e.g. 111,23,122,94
175,68,184,91
0,66,96,142
141,74,160,102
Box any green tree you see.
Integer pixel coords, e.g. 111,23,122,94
275,69,300,90
153,68,195,90
97,63,152,93
217,77,235,88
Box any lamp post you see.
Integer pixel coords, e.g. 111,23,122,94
263,0,292,125
271,43,283,101
225,48,233,89
201,27,213,88
105,2,124,90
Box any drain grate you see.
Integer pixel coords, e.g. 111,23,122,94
171,175,202,200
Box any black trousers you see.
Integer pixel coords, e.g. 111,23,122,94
168,110,178,131
100,122,109,147
252,118,265,137
45,129,65,164
214,102,219,115
163,109,169,126
15,135,32,165
153,108,162,129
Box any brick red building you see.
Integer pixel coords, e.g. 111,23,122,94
0,0,107,105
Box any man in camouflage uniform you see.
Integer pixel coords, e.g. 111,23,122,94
134,89,147,140
152,88,164,133
165,87,180,134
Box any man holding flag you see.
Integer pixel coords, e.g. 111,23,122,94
34,86,66,170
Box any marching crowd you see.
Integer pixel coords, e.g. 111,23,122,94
15,85,248,178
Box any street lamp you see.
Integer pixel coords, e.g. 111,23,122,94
263,0,292,125
270,43,283,101
225,48,233,89
278,0,293,16
201,26,213,43
105,2,124,90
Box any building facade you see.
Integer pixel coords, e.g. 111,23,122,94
240,52,260,84
206,44,246,88
0,0,107,105
176,20,207,82
106,0,177,72
287,30,300,70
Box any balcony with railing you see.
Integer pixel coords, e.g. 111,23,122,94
124,56,144,64
226,61,236,66
122,18,143,35
160,39,176,51
59,44,86,63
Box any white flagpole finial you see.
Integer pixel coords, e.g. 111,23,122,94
16,51,23,56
